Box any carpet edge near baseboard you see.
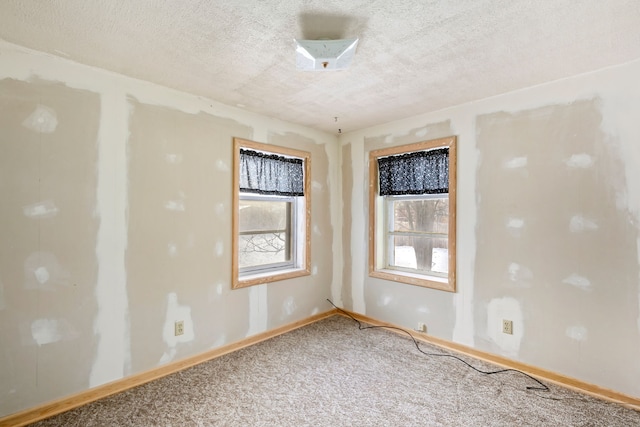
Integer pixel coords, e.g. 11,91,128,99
337,310,640,412
4,308,639,426
0,308,338,427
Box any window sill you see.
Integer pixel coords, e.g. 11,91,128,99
369,268,455,292
234,267,310,289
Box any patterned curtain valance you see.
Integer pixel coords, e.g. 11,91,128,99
240,149,304,196
378,148,449,196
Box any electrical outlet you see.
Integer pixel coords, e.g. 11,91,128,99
417,322,427,333
175,320,185,336
502,319,513,335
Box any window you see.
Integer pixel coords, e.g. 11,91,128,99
232,138,310,288
369,136,457,292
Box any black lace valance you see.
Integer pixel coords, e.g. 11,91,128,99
240,149,304,196
378,148,448,196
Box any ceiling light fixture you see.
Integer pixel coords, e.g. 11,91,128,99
294,38,359,71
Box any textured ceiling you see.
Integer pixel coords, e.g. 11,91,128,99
1,1,639,134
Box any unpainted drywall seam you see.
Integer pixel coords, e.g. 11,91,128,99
350,140,366,313
247,285,268,336
327,142,343,306
89,88,131,387
599,73,640,336
451,111,476,347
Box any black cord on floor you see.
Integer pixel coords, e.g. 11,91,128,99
326,298,549,392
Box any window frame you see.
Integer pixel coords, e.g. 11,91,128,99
368,136,457,292
232,138,311,289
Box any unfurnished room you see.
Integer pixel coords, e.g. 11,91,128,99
1,1,640,426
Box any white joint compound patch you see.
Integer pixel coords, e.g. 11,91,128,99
165,153,183,164
507,262,533,287
565,153,594,168
24,251,69,290
566,325,588,342
349,140,366,313
22,104,58,133
487,297,523,357
23,200,59,218
283,296,297,317
31,319,63,345
562,273,592,291
614,190,628,212
378,294,393,307
31,318,77,346
312,265,318,275
208,282,226,302
52,49,70,57
168,243,178,257
90,88,130,388
247,285,268,336
507,218,525,229
312,180,323,191
211,334,227,349
215,240,224,257
34,266,50,284
214,203,225,216
215,159,229,171
159,348,177,365
569,215,599,232
417,305,430,315
503,156,527,169
164,200,185,212
0,280,6,310
415,128,429,138
313,224,321,235
506,217,525,237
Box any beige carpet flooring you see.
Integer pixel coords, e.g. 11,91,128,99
29,315,640,426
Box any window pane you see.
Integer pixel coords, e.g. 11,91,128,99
238,199,291,269
239,199,288,232
390,235,448,275
369,137,456,291
239,232,290,268
392,198,448,234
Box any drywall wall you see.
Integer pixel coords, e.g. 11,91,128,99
475,100,640,388
0,41,339,417
0,78,101,413
340,58,640,398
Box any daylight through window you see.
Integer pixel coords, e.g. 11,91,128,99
369,136,457,292
232,138,310,288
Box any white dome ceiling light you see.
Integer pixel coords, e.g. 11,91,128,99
294,38,359,71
